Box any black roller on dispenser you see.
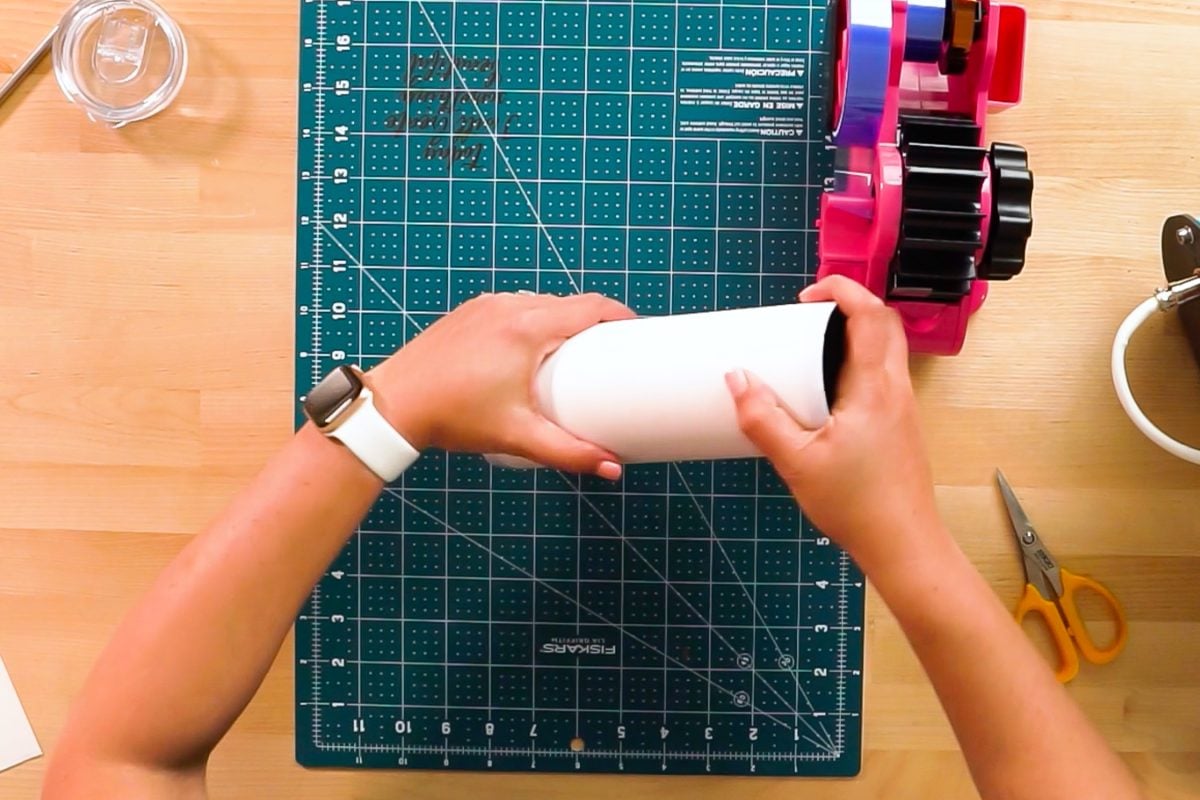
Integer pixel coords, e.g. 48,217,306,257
489,302,847,467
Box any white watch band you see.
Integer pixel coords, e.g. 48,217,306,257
328,387,421,482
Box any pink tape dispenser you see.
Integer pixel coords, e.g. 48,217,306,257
818,0,1033,355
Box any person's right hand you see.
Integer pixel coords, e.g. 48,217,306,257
725,276,940,573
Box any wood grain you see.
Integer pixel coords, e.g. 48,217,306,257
2,1,1199,797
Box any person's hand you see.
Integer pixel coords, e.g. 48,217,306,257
369,291,636,479
725,276,940,571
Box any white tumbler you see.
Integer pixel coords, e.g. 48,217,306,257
489,302,846,466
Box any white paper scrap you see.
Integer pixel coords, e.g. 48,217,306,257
0,656,41,772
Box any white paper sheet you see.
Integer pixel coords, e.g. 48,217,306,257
0,656,41,772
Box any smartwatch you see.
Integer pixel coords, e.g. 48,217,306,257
302,365,421,482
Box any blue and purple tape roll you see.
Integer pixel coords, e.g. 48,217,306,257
830,0,894,149
905,0,947,62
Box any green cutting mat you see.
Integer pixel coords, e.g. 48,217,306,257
294,0,864,776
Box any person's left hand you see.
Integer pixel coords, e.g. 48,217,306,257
369,291,636,479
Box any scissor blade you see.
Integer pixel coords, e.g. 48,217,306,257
995,469,1035,540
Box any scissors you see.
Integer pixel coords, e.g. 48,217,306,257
996,470,1129,683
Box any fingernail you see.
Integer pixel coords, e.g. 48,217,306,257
725,368,749,397
798,285,816,301
597,460,623,481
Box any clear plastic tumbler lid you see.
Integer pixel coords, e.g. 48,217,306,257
52,0,187,127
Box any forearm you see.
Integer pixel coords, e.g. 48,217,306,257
869,525,1140,800
53,424,381,770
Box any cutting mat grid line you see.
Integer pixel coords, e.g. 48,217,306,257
294,0,865,776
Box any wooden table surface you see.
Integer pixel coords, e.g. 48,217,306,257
2,1,1199,797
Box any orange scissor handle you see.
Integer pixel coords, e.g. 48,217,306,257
1015,583,1079,683
1056,568,1129,665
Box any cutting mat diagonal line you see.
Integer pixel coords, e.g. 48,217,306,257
559,474,848,751
565,473,836,752
385,487,841,752
670,463,838,749
318,222,427,335
564,474,802,721
412,0,581,294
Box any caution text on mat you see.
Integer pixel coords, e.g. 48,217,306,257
678,54,811,138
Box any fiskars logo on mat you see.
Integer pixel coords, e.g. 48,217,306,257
538,637,617,658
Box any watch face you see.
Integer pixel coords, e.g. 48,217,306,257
304,366,363,428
